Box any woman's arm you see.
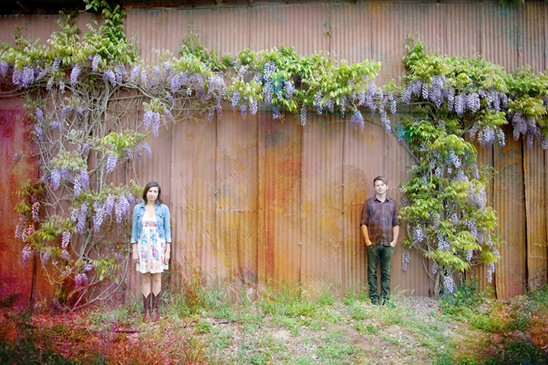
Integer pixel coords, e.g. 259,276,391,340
164,205,172,243
130,205,139,244
131,205,139,262
164,205,171,263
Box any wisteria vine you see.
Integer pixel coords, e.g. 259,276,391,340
398,40,548,296
1,3,227,309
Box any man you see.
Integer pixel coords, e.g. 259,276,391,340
360,176,400,306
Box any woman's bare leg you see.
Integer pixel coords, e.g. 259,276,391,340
141,273,152,297
151,273,162,296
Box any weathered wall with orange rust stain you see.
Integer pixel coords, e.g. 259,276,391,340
1,1,547,302
0,102,54,306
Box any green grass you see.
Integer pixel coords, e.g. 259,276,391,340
0,338,77,365
2,281,547,364
438,281,548,365
196,319,213,334
350,303,368,320
484,337,548,365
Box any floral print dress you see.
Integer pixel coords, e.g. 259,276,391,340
136,215,167,273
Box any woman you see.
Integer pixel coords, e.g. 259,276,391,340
131,182,171,322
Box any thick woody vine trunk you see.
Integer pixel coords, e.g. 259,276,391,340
29,251,38,311
434,273,440,299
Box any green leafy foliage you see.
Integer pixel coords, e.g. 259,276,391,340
441,279,487,313
97,131,147,157
398,41,521,295
399,41,548,296
179,32,232,71
229,45,381,122
83,0,136,63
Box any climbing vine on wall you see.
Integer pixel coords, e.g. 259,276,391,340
399,40,548,296
1,1,227,308
228,46,384,128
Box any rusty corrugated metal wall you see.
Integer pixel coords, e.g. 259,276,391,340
0,100,54,306
1,1,547,301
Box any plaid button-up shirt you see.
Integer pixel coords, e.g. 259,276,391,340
360,197,400,246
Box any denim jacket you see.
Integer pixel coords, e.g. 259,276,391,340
131,202,172,244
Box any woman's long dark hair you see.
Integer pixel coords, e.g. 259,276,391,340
143,181,162,204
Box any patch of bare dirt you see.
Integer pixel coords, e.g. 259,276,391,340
203,296,486,364
2,296,488,364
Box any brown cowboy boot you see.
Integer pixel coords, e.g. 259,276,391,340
151,293,160,322
143,294,151,321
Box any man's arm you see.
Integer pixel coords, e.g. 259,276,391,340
360,200,372,246
390,199,400,247
361,224,372,246
390,225,400,247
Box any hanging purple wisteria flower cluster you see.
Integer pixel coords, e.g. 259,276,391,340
88,194,135,232
401,76,512,149
228,46,384,129
129,58,227,122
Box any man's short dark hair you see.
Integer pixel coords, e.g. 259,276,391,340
373,176,388,185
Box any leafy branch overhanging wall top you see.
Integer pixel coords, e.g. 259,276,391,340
1,1,547,307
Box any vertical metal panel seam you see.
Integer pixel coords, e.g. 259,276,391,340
215,113,221,280
341,116,347,290
521,139,529,290
545,4,548,70
299,121,303,286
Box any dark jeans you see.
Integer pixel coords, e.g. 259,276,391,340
367,245,394,304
